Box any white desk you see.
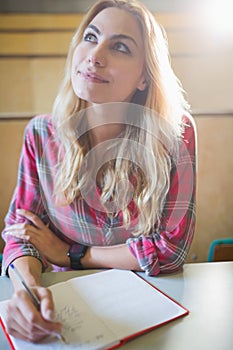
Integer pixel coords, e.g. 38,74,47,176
0,262,233,350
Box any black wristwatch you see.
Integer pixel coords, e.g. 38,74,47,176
67,244,88,270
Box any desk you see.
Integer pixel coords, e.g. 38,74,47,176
0,262,232,350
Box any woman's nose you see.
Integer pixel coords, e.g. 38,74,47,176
87,45,107,67
87,55,106,67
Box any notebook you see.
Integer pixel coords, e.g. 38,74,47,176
0,269,189,349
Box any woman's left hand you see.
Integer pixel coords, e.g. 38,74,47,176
5,209,70,267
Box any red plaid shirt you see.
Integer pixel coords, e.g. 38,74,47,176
2,114,196,276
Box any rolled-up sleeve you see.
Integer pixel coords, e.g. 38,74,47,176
1,117,49,275
127,115,197,276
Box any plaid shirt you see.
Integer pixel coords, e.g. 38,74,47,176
2,114,196,276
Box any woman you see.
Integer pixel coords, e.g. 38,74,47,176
2,0,196,342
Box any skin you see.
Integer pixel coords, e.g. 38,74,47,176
5,7,147,342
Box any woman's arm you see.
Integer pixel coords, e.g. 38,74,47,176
8,255,43,289
82,244,142,271
1,116,50,276
6,213,141,271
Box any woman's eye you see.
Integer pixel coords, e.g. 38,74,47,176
113,42,130,54
83,32,97,43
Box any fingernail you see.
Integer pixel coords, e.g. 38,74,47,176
57,333,67,343
5,232,15,236
45,309,55,321
52,332,66,343
16,209,23,214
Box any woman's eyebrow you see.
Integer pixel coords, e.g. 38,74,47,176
86,24,138,47
86,24,101,35
110,34,138,47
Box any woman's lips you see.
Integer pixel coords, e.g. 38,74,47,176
79,71,109,83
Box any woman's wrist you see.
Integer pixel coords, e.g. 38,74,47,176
46,241,70,267
9,256,43,290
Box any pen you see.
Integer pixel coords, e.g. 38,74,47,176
9,263,66,343
9,263,40,309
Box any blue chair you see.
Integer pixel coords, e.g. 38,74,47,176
208,238,233,262
0,253,2,274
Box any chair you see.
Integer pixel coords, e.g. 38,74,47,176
208,238,233,262
0,253,2,274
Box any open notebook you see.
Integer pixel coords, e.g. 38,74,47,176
0,269,188,350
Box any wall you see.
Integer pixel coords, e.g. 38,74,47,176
0,9,232,261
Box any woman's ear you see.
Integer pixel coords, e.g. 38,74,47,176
137,77,148,92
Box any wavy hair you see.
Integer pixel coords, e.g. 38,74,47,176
52,0,190,236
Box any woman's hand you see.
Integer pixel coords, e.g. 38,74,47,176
6,285,62,343
5,209,70,267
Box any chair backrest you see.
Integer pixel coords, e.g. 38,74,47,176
0,253,2,275
208,238,233,262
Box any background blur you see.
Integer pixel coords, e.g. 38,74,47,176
0,0,232,263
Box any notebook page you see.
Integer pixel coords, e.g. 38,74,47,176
67,269,187,339
0,282,120,350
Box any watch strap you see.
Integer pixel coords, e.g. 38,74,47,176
67,244,88,270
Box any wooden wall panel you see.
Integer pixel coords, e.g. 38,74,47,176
0,13,196,31
0,58,66,113
30,59,65,113
187,116,233,262
0,14,83,30
0,59,33,112
0,32,72,55
172,54,233,112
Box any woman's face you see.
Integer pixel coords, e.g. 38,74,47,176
71,7,146,104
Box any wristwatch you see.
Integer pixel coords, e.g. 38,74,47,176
67,244,88,270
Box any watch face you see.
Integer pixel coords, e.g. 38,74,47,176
67,244,88,270
68,244,88,270
69,244,87,257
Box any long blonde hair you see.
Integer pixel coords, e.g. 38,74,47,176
52,0,190,236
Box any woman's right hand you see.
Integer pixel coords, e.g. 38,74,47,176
5,285,62,343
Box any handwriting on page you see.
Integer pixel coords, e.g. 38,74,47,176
53,303,116,349
55,305,83,333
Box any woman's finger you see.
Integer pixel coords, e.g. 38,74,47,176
6,305,46,342
6,292,45,342
5,222,42,242
5,327,46,343
7,233,31,240
35,287,56,322
5,223,35,232
29,287,62,334
5,223,39,234
6,288,62,342
16,209,45,230
5,227,38,241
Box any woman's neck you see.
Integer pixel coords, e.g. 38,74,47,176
86,103,127,148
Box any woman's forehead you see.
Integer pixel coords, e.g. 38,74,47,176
88,7,143,44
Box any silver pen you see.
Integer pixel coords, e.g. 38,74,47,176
10,263,40,309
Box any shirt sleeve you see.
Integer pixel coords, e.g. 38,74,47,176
1,117,49,276
126,115,197,276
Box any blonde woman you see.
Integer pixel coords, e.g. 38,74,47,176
2,0,196,342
